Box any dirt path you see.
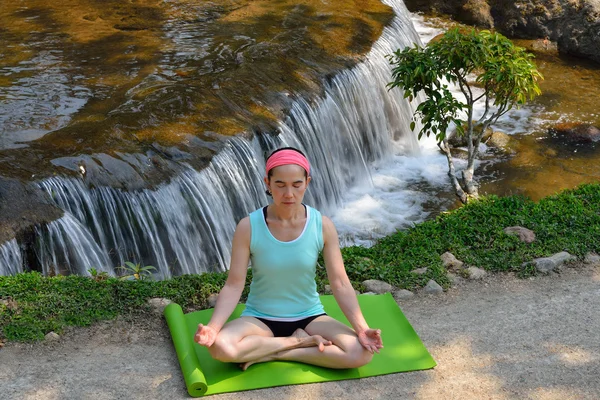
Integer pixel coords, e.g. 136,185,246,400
1,264,599,400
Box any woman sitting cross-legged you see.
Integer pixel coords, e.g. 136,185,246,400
193,147,383,370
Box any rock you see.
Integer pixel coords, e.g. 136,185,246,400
413,0,493,27
207,293,219,308
466,266,487,280
461,0,494,28
544,148,558,157
404,0,600,64
0,177,63,246
423,280,444,294
354,289,360,296
393,289,415,300
486,131,511,149
492,0,600,64
525,251,577,274
146,297,173,315
0,297,18,311
447,124,493,147
362,292,376,295
531,38,559,54
527,258,557,274
450,147,470,160
447,273,465,286
584,253,600,265
362,279,394,294
549,122,600,143
45,332,60,342
551,251,578,265
411,267,429,275
503,226,536,243
441,252,464,270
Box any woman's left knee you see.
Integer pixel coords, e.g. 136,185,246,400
345,343,373,368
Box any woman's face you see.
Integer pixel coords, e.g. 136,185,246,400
265,164,311,207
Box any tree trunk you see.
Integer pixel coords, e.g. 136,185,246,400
462,167,479,199
439,139,468,203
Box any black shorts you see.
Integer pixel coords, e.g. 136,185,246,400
256,313,327,337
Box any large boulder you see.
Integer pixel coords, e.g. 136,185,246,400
548,122,600,143
447,124,494,148
403,0,494,27
403,0,600,64
462,0,494,27
486,131,512,149
0,177,63,245
491,0,600,63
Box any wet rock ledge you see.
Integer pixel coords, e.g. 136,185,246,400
0,0,394,244
0,0,394,186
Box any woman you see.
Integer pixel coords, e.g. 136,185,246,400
194,147,383,370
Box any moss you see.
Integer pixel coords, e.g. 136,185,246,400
0,0,393,183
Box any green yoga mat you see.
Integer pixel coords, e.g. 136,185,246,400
164,293,436,397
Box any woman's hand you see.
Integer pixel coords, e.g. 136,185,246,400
357,328,383,354
194,323,218,347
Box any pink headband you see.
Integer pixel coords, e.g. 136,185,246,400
265,150,310,175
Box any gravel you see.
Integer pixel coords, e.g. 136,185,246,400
1,263,599,400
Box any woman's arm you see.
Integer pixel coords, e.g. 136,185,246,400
322,216,369,332
322,216,382,353
206,217,251,332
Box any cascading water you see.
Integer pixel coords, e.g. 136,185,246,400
0,239,22,276
0,0,425,277
36,138,268,278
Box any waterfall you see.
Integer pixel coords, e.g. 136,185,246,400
34,214,113,276
37,138,268,278
2,0,423,277
0,239,22,276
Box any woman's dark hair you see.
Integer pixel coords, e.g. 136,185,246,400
265,147,308,197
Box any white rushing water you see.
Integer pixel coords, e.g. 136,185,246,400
331,14,552,247
0,0,467,277
0,239,22,276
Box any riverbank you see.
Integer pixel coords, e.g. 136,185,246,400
1,183,599,343
1,261,598,399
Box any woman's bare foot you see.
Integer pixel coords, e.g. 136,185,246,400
240,354,275,371
293,332,332,351
240,330,332,370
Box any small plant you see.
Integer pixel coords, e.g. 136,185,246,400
118,262,156,281
87,268,110,282
387,28,543,203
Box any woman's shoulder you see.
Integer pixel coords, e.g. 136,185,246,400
306,204,322,217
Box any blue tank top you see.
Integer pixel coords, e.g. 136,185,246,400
241,205,325,320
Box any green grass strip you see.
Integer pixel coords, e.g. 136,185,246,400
1,183,599,342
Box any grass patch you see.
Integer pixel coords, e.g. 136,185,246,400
2,183,599,342
337,183,599,288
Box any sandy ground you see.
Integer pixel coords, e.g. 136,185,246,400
1,263,599,400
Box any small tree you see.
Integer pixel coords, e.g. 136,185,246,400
387,28,542,203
